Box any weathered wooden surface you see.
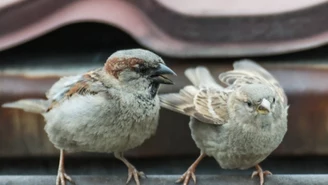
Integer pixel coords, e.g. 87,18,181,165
2,60,328,157
0,175,327,185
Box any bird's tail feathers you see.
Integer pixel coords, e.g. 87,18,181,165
184,66,222,89
2,99,49,114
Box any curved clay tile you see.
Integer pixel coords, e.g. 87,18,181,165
1,0,328,57
156,0,328,16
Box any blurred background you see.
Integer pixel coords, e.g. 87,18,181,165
0,0,328,184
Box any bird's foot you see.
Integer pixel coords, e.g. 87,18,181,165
56,169,74,185
251,165,272,185
126,166,146,185
176,167,197,185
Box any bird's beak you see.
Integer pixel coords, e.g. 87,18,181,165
150,63,176,85
257,98,271,115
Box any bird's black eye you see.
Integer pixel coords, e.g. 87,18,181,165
246,101,252,107
272,98,275,103
139,65,147,73
134,64,147,74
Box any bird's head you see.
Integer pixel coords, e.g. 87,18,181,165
230,84,278,125
104,49,176,97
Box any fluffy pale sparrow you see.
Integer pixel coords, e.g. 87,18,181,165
160,60,288,185
2,48,176,185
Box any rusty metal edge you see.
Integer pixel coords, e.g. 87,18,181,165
1,0,328,57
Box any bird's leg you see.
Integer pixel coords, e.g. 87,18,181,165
251,164,272,185
114,152,146,185
56,150,74,185
176,152,206,185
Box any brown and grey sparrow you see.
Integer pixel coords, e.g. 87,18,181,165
2,48,176,185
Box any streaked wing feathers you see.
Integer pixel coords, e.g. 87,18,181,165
194,87,229,124
160,86,197,117
160,85,230,125
46,69,108,111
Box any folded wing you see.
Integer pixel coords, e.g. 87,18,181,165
160,66,230,125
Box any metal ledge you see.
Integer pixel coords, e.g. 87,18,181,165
0,175,327,185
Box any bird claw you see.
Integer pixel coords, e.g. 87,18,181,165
56,170,74,185
176,168,197,185
126,166,146,185
251,168,272,185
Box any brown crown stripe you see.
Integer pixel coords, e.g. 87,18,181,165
105,57,144,78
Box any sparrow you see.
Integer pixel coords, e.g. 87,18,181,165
160,60,288,185
2,48,176,185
